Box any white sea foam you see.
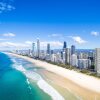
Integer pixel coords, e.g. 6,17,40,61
28,86,32,90
14,65,26,72
25,71,42,81
13,63,64,100
38,79,64,100
26,78,30,84
11,58,17,63
27,71,64,100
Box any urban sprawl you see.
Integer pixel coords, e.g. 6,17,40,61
12,39,100,75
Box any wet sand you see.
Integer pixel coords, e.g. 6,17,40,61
38,69,100,100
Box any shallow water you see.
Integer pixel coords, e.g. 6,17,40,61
0,53,52,100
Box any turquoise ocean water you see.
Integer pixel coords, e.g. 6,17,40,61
0,52,53,100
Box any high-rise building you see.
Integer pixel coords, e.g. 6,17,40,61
71,45,75,55
47,43,50,54
62,51,66,64
40,50,46,60
63,41,67,50
65,48,71,64
37,39,40,58
95,48,100,74
56,52,62,63
32,43,35,57
78,59,91,69
51,50,54,54
71,54,78,67
28,49,31,56
51,54,56,63
51,53,62,63
61,51,63,59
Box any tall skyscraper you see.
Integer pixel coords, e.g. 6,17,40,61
47,43,50,54
37,39,40,58
63,41,67,50
32,43,35,57
61,51,63,59
71,45,75,55
95,48,100,74
65,48,71,64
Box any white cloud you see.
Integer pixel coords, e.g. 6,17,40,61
25,41,32,44
48,34,64,40
3,33,16,37
25,40,63,47
0,1,15,13
0,42,30,49
48,34,62,37
91,31,99,36
0,41,63,49
7,5,15,11
69,36,87,44
0,38,8,41
40,41,63,48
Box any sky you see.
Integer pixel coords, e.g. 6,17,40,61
0,0,100,50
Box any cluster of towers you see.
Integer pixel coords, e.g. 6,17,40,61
31,40,93,70
14,39,100,75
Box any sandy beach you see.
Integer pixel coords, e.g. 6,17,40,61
38,69,100,100
8,53,100,100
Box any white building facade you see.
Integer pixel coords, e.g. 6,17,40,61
95,48,100,74
71,54,78,67
78,59,91,69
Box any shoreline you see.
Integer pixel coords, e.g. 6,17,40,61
12,56,64,100
38,70,100,100
6,53,100,94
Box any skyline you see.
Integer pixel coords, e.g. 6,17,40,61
0,0,100,50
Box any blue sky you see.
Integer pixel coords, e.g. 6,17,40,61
0,0,100,50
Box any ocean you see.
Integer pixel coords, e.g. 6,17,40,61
0,52,64,100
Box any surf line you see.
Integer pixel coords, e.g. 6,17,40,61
13,63,65,100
